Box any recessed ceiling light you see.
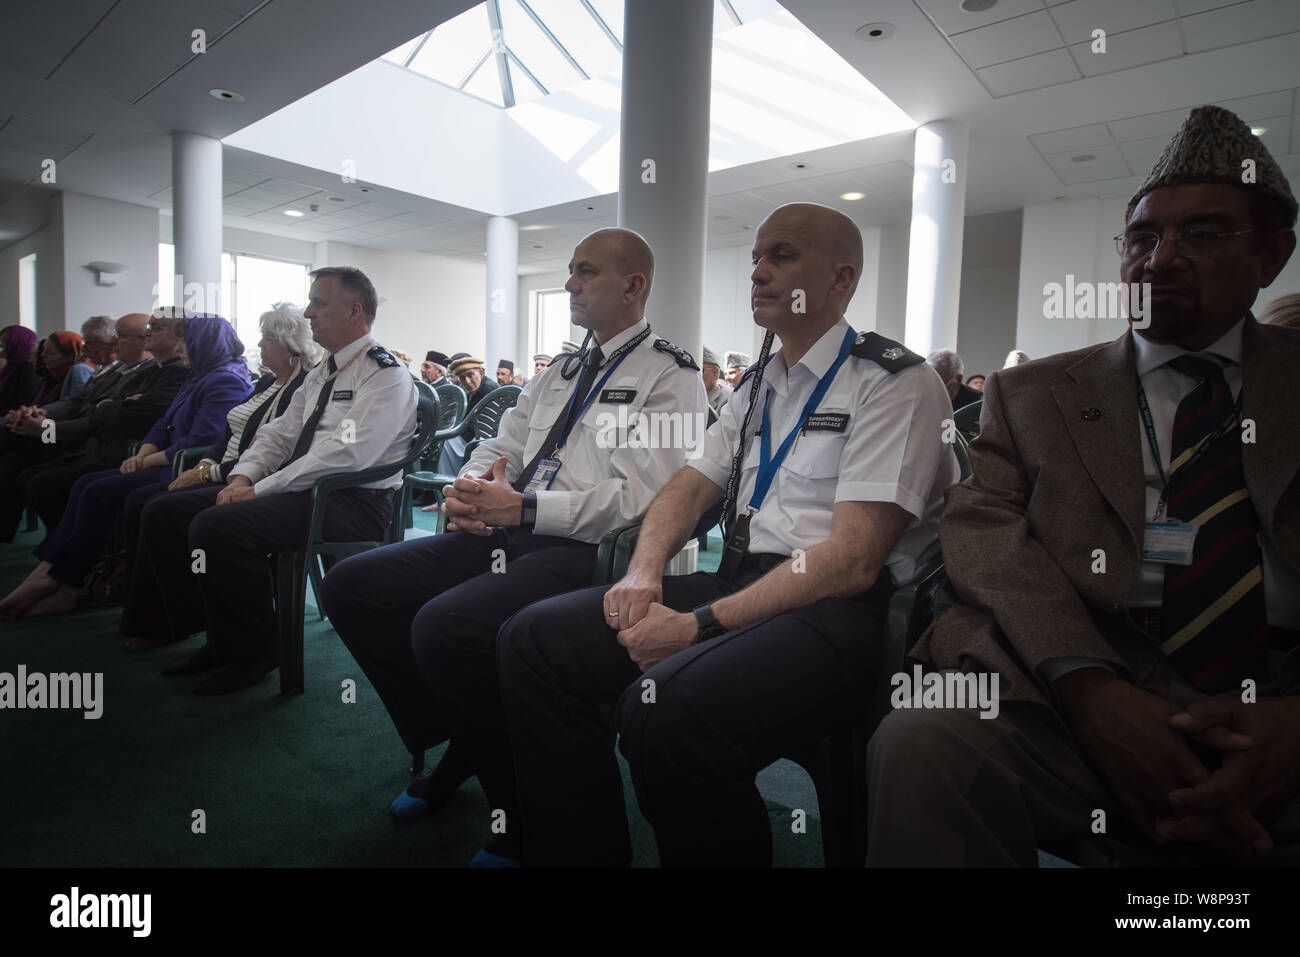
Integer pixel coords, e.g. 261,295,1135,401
855,22,895,41
1070,154,1096,163
328,196,345,202
359,187,371,193
1054,195,1068,202
960,0,998,12
716,213,732,220
284,210,304,217
208,88,244,102
530,242,544,249
840,191,865,201
585,205,595,210
1251,126,1267,136
788,161,811,170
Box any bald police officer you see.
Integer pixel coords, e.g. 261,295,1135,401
482,203,959,866
321,227,708,833
143,266,417,695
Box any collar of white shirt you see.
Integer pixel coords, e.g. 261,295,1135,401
763,317,850,397
327,333,375,372
592,317,649,365
1130,316,1245,378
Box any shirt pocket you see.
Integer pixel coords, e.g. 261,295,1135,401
783,417,849,479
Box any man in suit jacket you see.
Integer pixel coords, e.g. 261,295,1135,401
867,105,1300,866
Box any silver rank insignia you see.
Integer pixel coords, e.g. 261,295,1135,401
881,347,906,360
855,333,867,345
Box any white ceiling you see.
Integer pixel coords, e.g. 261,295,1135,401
3,0,1300,274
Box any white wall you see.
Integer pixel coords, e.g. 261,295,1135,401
1015,197,1131,362
160,216,316,265
58,192,159,332
0,220,63,336
956,209,1022,380
312,241,484,373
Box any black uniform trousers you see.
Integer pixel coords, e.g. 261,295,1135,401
486,559,892,867
134,484,392,662
321,528,597,763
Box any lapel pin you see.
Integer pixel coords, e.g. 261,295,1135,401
1081,407,1102,420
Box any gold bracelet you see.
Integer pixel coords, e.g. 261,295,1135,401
199,461,211,484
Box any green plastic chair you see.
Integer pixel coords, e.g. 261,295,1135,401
171,445,216,479
403,385,522,533
273,381,437,694
953,399,982,442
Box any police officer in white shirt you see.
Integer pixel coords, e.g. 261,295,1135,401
484,203,958,866
321,228,707,836
144,267,416,695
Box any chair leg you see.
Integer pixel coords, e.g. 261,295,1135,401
308,554,326,620
276,550,307,695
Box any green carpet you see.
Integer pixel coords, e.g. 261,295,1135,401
0,517,825,867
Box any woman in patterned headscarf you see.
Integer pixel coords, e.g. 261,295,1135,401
0,326,40,416
0,314,253,618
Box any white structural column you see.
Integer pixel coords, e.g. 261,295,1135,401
617,0,713,356
904,120,970,355
485,216,519,368
170,132,224,314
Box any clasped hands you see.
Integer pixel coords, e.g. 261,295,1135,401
1064,672,1300,855
428,457,522,534
5,406,45,436
602,566,699,672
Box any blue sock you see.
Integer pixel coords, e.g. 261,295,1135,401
389,789,430,820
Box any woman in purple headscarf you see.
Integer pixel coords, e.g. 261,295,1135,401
0,326,41,416
0,314,252,618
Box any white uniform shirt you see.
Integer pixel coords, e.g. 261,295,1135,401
1128,320,1300,627
228,334,417,496
689,317,958,586
464,317,708,544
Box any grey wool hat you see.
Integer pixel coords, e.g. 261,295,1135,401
724,351,752,368
1127,104,1297,226
701,346,722,367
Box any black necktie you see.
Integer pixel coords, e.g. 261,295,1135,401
512,345,603,491
286,356,336,466
1159,353,1267,692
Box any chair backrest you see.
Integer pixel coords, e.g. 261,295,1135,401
953,399,982,439
468,385,521,443
434,383,467,431
952,431,973,482
171,445,216,478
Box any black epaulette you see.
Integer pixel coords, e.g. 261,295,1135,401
653,339,698,371
367,345,399,368
850,332,924,373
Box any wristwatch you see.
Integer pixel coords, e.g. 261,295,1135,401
519,491,538,529
693,603,727,643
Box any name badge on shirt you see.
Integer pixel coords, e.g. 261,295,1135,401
332,390,353,401
1143,521,1197,566
524,456,561,492
600,388,637,403
803,412,850,434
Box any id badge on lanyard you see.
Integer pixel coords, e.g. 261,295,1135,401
524,456,561,492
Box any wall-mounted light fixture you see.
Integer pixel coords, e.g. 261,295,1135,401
88,261,127,286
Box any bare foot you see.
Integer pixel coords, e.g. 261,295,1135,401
0,567,61,620
20,584,80,617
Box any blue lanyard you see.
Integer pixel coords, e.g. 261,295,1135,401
1135,375,1242,521
748,327,856,511
554,342,638,452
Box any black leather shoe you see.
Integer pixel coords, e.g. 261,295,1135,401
191,655,276,696
161,643,217,676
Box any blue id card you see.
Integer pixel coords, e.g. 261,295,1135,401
1143,521,1197,566
524,456,561,492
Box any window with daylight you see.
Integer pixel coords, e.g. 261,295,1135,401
18,253,37,330
157,245,309,371
534,288,579,360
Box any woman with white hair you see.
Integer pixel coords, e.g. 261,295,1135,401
111,303,321,640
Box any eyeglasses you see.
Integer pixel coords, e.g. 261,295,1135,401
1113,227,1255,260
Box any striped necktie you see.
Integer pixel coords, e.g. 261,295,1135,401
1159,352,1267,693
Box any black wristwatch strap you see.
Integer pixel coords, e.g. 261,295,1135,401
520,491,538,529
693,602,726,642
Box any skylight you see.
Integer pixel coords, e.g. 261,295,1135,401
383,0,778,108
